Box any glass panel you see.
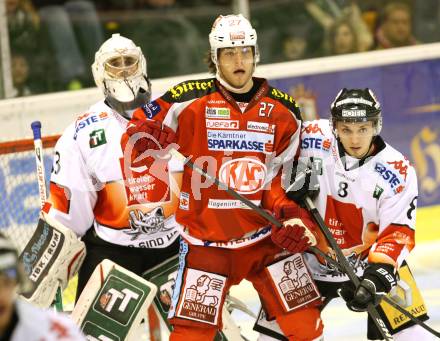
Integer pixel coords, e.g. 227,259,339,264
250,0,436,63
5,0,234,97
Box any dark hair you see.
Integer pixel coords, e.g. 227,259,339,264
327,19,358,55
204,50,216,74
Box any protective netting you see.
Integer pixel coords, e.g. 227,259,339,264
0,136,77,309
0,136,59,252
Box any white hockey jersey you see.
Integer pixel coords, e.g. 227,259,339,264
10,299,85,340
44,100,181,248
298,120,417,282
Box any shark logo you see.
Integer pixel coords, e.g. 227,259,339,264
125,207,172,240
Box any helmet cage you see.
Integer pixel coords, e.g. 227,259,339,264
92,34,151,112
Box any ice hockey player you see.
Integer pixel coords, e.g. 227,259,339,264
256,88,434,340
126,14,324,341
0,232,86,340
19,34,181,338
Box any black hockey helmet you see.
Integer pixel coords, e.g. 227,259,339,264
330,88,382,135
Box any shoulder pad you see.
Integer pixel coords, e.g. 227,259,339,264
162,78,216,103
267,87,302,120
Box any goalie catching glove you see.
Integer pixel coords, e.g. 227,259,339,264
338,262,397,312
271,203,318,254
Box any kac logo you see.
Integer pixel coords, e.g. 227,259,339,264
219,158,266,194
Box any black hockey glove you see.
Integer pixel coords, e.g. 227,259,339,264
284,158,320,205
337,263,397,312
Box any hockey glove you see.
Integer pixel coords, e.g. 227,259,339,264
338,263,397,312
271,203,318,254
126,119,177,152
284,158,320,205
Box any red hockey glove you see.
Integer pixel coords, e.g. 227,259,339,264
271,203,318,254
126,119,177,153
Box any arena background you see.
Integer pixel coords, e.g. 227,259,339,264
0,0,439,339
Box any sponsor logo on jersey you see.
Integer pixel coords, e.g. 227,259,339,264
341,109,366,117
301,123,324,135
143,100,161,119
89,129,107,148
387,160,408,181
205,119,239,130
271,88,296,104
374,162,402,192
247,121,275,134
176,268,226,325
179,192,189,210
207,199,261,209
125,207,173,241
218,158,267,194
301,137,324,150
373,185,384,199
207,130,274,154
73,112,109,140
205,107,230,119
170,80,214,99
266,254,321,312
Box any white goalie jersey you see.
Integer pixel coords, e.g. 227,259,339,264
298,119,417,282
44,100,182,248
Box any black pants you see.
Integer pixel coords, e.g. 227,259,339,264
76,228,180,301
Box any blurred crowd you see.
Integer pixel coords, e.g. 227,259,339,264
5,0,440,97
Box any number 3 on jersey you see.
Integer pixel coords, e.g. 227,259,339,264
259,102,274,117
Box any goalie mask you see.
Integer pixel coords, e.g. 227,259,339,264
0,232,32,294
92,33,151,117
330,88,382,136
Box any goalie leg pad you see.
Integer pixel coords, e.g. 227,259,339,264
71,259,158,341
19,212,86,307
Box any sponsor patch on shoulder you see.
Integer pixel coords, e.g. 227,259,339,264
143,100,161,119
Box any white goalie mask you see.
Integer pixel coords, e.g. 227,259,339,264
92,33,151,115
209,14,260,67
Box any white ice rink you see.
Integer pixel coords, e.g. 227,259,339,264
230,240,440,341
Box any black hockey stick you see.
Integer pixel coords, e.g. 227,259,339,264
170,149,390,340
168,149,330,261
171,149,439,338
300,195,393,340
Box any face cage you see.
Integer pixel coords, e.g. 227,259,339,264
103,54,142,80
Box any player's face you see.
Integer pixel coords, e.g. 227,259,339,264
0,275,16,331
336,121,375,158
217,46,254,91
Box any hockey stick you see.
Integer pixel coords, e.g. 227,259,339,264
168,149,347,280
171,148,439,338
31,121,64,312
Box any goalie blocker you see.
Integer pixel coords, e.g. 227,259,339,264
19,212,86,307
